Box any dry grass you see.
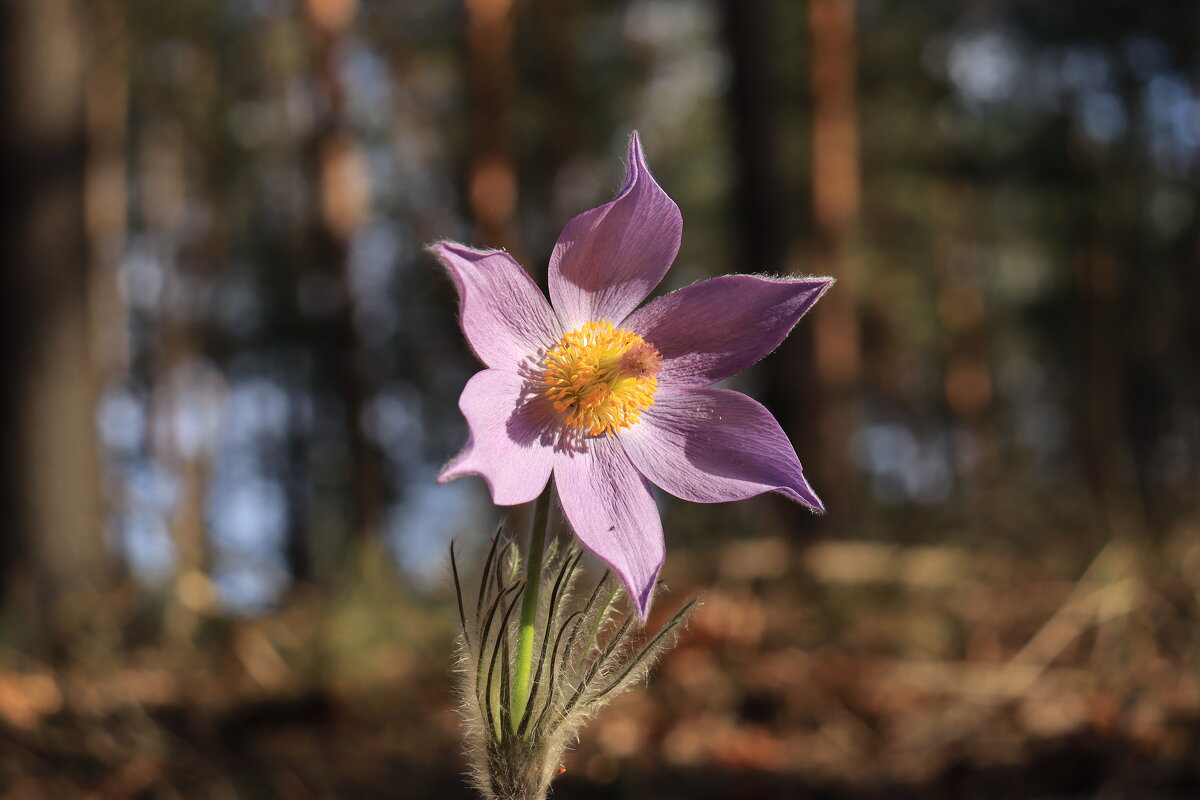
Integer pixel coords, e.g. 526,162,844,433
2,531,1199,798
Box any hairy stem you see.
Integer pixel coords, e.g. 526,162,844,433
510,481,551,731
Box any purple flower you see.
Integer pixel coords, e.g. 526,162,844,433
434,132,830,618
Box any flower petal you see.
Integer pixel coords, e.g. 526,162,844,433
622,387,824,511
432,242,562,371
623,274,833,387
554,436,664,619
439,369,557,505
548,132,682,331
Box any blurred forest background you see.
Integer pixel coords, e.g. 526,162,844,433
1,0,1199,797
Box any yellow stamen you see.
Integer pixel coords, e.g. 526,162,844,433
541,320,662,437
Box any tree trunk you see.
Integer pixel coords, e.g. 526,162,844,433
531,0,579,264
0,0,113,652
299,0,380,581
723,0,787,277
929,178,997,515
808,0,861,527
465,0,519,254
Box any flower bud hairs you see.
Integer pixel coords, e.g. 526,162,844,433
450,525,696,800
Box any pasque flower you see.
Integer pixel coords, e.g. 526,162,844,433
435,132,830,618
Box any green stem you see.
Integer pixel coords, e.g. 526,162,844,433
510,481,551,732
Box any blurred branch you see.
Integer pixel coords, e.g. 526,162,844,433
893,542,1141,753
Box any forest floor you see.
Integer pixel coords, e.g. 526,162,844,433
2,532,1199,799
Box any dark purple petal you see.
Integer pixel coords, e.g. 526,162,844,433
548,132,682,330
622,387,824,511
439,369,557,505
554,436,664,619
623,274,833,387
432,242,562,371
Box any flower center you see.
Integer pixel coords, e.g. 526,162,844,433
541,320,663,437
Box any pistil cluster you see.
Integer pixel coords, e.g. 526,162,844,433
541,320,662,437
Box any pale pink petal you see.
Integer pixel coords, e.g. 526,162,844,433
623,274,833,387
432,242,562,371
622,387,824,511
554,437,664,619
439,369,557,506
548,132,682,331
